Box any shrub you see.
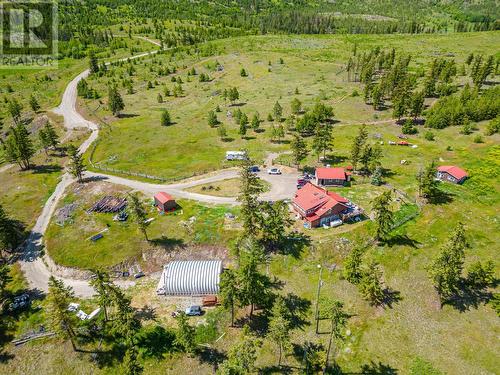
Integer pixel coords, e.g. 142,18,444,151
473,135,484,143
424,131,435,141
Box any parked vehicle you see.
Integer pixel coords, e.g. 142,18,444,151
185,305,203,316
248,165,260,173
202,295,219,307
268,168,282,175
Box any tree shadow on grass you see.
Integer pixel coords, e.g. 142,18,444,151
278,232,311,259
197,347,227,373
385,234,420,248
221,137,235,142
259,364,296,374
322,154,348,165
30,164,63,174
136,325,176,360
283,293,311,330
117,113,139,119
381,288,402,309
150,236,185,250
428,189,454,205
135,304,157,322
445,278,498,313
359,361,398,375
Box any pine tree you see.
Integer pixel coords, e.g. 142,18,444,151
3,123,34,170
108,86,125,116
237,160,264,236
207,110,218,128
410,91,425,119
371,166,383,186
239,113,248,137
174,313,196,355
44,122,59,149
228,87,239,105
29,94,40,113
67,145,85,183
428,223,467,304
320,298,348,372
273,101,283,121
47,276,78,351
358,261,385,305
0,264,12,302
7,99,22,123
161,110,172,126
343,247,365,284
312,123,333,161
217,124,227,140
372,190,393,242
290,98,302,115
122,345,143,375
39,128,50,155
268,297,292,367
89,269,113,321
0,204,21,257
88,50,99,74
251,113,260,131
240,68,248,77
218,330,261,374
417,161,440,200
219,269,238,327
350,125,368,171
128,193,150,241
157,93,163,103
371,84,384,110
290,134,308,169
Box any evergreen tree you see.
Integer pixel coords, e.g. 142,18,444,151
371,84,384,110
217,124,227,140
157,93,163,103
240,68,248,77
320,298,348,372
237,238,273,317
0,264,12,303
43,122,59,149
29,94,41,113
174,313,196,355
0,204,21,257
88,50,99,74
273,101,283,121
257,201,293,251
108,86,125,116
343,247,365,284
371,166,383,186
47,276,78,351
290,98,302,114
67,145,85,183
239,113,248,137
350,125,368,171
228,87,239,105
290,133,308,169
410,91,425,119
417,161,439,200
218,330,261,375
251,113,260,131
39,128,50,155
3,123,35,170
312,123,333,161
428,223,467,304
359,260,385,305
122,345,143,375
161,110,172,126
7,99,22,123
237,159,264,236
89,269,113,321
268,297,292,367
128,193,150,241
372,190,393,242
208,110,218,128
467,260,495,289
219,269,238,327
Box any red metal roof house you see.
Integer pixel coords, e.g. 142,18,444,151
154,192,177,212
436,166,468,184
292,182,351,228
315,167,351,187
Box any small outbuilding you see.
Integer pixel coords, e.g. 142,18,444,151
315,167,350,187
157,260,223,296
437,166,468,184
154,192,176,212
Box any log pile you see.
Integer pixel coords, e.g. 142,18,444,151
87,196,127,213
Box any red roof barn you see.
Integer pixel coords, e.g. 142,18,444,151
154,192,177,212
292,182,351,228
315,167,350,187
437,166,468,184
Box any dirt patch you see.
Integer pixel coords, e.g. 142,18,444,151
142,244,232,273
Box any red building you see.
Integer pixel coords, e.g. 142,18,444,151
292,182,351,228
154,192,177,212
436,166,468,184
315,167,350,187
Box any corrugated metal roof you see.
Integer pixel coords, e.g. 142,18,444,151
157,260,222,296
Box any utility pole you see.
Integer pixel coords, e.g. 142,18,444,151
314,264,323,334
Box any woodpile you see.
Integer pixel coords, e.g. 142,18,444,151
87,196,127,213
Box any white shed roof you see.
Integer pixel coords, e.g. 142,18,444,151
157,260,223,296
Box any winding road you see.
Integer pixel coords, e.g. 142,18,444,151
18,41,298,297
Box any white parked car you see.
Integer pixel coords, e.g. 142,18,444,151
267,168,282,175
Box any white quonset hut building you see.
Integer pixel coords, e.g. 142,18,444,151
156,260,223,296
